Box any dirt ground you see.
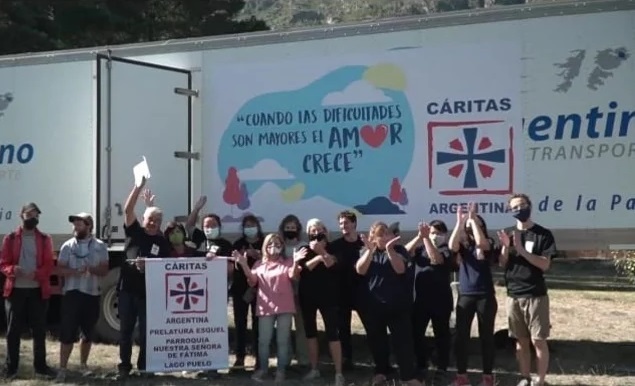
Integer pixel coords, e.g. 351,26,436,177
1,258,634,386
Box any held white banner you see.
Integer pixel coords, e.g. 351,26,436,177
145,257,229,373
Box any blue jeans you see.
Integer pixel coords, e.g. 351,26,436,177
258,313,293,370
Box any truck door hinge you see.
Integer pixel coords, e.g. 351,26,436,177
174,151,200,160
174,87,199,97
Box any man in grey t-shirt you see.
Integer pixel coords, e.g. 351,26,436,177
55,213,108,382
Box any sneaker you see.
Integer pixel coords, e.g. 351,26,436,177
275,369,286,383
114,371,129,381
251,369,266,382
303,368,321,380
35,366,57,380
371,374,387,386
335,373,345,386
530,378,546,386
55,369,67,383
449,374,472,386
478,374,495,386
516,378,532,386
79,364,93,377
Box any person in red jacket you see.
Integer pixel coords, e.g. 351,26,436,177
0,203,56,380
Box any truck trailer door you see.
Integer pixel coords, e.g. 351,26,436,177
96,54,193,244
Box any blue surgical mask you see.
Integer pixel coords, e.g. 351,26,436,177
204,227,219,240
512,207,531,223
244,226,258,238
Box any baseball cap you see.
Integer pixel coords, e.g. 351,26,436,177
21,202,42,215
69,212,94,228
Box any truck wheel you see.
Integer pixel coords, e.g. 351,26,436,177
95,267,120,344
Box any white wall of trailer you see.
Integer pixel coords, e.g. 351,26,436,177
198,10,635,234
0,61,95,236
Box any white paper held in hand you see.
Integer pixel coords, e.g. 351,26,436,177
133,156,152,187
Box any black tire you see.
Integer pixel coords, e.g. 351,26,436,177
95,267,120,344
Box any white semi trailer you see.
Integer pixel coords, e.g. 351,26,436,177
0,0,633,342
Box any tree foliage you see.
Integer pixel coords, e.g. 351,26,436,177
614,250,635,284
0,0,268,55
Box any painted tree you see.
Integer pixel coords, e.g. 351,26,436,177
399,187,409,206
223,167,241,211
237,183,251,210
389,178,402,203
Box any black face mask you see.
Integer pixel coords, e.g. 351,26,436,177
283,230,298,240
23,218,38,230
309,233,326,242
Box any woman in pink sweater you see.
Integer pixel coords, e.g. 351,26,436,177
234,233,305,383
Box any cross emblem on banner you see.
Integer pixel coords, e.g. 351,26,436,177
169,276,205,311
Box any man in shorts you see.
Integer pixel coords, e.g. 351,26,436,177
55,213,108,382
497,193,557,386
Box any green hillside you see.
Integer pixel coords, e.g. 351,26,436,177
240,0,560,30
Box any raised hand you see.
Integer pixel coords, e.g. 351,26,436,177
386,235,401,250
497,230,510,248
418,222,431,239
194,195,207,211
141,189,155,207
513,231,524,252
293,247,308,263
360,233,373,250
456,205,468,224
467,202,477,220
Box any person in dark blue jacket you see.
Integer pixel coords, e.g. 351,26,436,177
447,204,498,386
356,221,423,386
405,220,453,383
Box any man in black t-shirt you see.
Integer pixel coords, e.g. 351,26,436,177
497,193,556,386
117,178,171,380
329,211,364,370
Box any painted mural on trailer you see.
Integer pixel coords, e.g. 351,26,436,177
209,43,523,230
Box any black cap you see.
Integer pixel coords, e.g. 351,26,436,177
389,222,400,235
21,202,41,215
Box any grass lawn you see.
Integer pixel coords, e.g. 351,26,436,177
1,258,634,385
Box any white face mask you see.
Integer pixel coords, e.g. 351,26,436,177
430,234,447,246
204,227,219,240
267,246,282,255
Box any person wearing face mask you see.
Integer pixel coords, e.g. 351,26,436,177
448,204,498,386
356,221,423,386
404,220,453,384
187,209,233,380
55,213,109,382
234,233,304,383
164,222,197,257
230,215,265,370
0,202,56,380
277,214,310,368
296,218,345,386
497,193,556,386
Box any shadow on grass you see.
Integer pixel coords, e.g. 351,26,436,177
0,332,633,385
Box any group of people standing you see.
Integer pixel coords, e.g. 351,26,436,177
0,177,556,386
